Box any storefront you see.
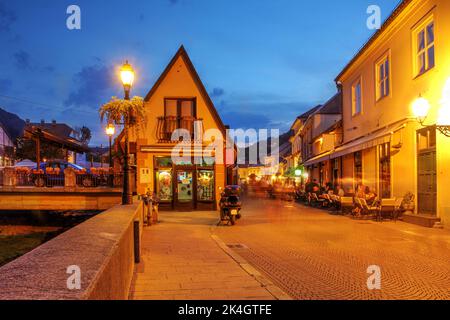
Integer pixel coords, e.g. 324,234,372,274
153,156,217,211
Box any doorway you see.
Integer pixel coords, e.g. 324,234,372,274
175,169,194,210
417,127,437,215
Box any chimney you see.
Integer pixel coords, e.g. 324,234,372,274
52,120,56,125
41,119,45,124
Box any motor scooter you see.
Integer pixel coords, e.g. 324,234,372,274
219,185,242,226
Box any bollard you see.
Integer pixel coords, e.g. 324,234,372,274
133,219,140,263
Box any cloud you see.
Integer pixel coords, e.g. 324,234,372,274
0,78,12,92
13,50,31,70
0,1,17,32
209,87,225,98
64,63,114,109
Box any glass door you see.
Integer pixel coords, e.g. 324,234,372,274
176,170,194,210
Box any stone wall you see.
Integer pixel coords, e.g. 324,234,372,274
0,201,144,300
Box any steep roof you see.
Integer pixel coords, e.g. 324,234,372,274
0,107,26,141
298,105,322,120
316,92,342,115
144,45,226,134
335,0,412,82
27,121,74,138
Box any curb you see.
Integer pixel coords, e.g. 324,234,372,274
210,231,292,301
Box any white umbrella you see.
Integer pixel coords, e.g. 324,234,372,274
14,159,37,168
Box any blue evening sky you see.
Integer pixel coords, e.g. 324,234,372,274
0,0,400,146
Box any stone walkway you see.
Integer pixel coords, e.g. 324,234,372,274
129,210,278,300
214,198,450,300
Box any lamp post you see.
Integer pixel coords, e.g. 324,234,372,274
120,61,135,205
105,123,115,168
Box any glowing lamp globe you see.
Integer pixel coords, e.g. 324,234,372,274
120,61,135,88
105,124,115,136
412,97,430,122
295,169,302,177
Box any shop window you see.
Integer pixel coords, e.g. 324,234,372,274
155,156,173,168
379,143,391,199
354,151,363,188
199,157,215,167
156,170,173,202
197,170,215,201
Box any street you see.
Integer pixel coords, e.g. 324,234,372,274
131,197,450,300
215,197,450,300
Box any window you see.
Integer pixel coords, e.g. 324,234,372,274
352,79,362,115
156,170,173,202
376,56,390,100
164,98,196,118
197,170,214,201
354,151,363,188
379,143,391,199
414,18,435,76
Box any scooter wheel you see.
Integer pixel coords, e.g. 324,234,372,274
230,215,236,225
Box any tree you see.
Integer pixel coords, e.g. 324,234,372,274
15,137,65,162
99,96,145,127
79,126,92,145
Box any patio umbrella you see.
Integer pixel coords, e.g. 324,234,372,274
14,159,37,168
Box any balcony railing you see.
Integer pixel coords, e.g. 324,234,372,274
156,116,204,143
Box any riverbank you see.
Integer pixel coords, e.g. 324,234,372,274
0,211,100,267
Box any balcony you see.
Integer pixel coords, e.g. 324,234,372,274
156,116,204,143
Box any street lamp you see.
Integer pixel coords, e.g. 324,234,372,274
105,123,115,168
120,60,135,205
412,92,450,137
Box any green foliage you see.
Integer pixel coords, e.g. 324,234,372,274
99,96,145,127
15,138,65,162
0,233,50,267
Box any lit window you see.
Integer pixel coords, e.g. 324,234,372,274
376,56,390,100
414,19,435,76
352,79,362,115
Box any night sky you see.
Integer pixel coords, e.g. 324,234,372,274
0,0,400,146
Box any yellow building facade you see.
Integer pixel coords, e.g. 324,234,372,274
131,46,232,211
335,0,450,226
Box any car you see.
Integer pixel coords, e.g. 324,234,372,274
32,161,89,187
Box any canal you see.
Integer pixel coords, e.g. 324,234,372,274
0,210,101,267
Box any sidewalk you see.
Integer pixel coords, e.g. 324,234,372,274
128,210,277,300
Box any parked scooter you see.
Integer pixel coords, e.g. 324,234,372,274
219,185,242,226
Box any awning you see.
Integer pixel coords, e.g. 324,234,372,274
304,151,332,167
330,121,407,159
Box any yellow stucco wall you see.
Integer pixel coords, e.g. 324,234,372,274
338,0,450,224
132,52,227,206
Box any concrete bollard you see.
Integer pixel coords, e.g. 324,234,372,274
3,167,17,186
64,167,76,187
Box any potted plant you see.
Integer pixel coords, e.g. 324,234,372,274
401,192,415,215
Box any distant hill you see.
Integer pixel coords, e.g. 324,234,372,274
240,130,293,165
0,107,26,141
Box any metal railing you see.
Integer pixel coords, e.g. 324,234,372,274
0,168,123,188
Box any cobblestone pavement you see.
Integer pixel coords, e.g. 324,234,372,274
129,211,276,300
213,198,450,300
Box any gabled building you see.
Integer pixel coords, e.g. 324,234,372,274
335,0,450,227
288,105,322,172
301,93,343,186
131,46,233,211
